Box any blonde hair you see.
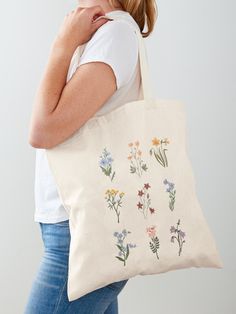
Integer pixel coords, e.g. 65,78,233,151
108,0,158,37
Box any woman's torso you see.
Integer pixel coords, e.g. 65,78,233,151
34,10,143,223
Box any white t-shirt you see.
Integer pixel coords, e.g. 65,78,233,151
34,10,143,223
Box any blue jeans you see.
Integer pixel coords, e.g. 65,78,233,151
24,219,128,313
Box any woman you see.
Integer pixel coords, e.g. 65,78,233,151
24,0,157,313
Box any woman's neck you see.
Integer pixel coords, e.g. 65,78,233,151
77,0,124,13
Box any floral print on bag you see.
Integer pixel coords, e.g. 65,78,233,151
105,189,125,223
163,179,176,211
99,148,115,181
137,183,156,218
146,225,160,260
170,219,186,256
149,137,170,167
113,229,137,266
127,141,148,177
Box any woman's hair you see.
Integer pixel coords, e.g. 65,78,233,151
108,0,158,37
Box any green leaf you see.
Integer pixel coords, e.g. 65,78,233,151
125,244,130,259
149,242,155,252
130,166,136,173
115,256,125,262
158,147,166,166
116,244,125,252
162,149,168,167
142,164,148,171
154,151,164,167
101,167,110,176
111,171,115,181
154,237,160,249
107,166,112,176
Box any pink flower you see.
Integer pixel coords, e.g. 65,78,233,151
146,225,156,238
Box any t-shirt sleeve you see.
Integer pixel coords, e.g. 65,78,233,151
76,20,139,90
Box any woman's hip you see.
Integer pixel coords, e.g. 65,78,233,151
24,219,128,313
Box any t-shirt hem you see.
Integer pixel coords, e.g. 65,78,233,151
34,213,69,224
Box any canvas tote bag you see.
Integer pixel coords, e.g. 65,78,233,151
45,13,223,301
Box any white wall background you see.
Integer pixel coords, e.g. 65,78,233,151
0,0,235,313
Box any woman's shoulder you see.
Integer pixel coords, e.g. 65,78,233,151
89,18,139,46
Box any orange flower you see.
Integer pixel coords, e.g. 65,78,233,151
128,142,133,147
135,140,139,146
127,155,132,160
152,137,160,146
137,150,142,156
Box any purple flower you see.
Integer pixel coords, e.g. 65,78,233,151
122,229,127,235
170,226,176,233
163,179,168,185
170,236,175,243
179,230,186,238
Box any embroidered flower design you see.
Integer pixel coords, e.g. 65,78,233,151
128,141,148,177
163,179,176,211
99,148,115,181
113,229,136,266
149,137,170,167
105,189,125,223
146,225,160,260
170,219,186,256
137,183,156,218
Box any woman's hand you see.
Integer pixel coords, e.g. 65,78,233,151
52,5,111,54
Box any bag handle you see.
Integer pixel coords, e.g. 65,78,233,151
108,15,154,102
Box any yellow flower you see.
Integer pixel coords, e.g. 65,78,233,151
119,192,125,197
110,189,116,195
152,137,160,146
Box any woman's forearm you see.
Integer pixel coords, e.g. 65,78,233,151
31,41,75,118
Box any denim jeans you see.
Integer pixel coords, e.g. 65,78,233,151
24,219,128,314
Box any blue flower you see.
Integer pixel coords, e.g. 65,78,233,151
107,156,113,164
99,158,109,167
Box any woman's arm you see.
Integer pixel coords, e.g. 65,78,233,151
28,6,115,149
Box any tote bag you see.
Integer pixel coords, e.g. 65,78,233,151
46,14,223,301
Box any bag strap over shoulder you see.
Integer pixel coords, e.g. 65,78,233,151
108,14,154,102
